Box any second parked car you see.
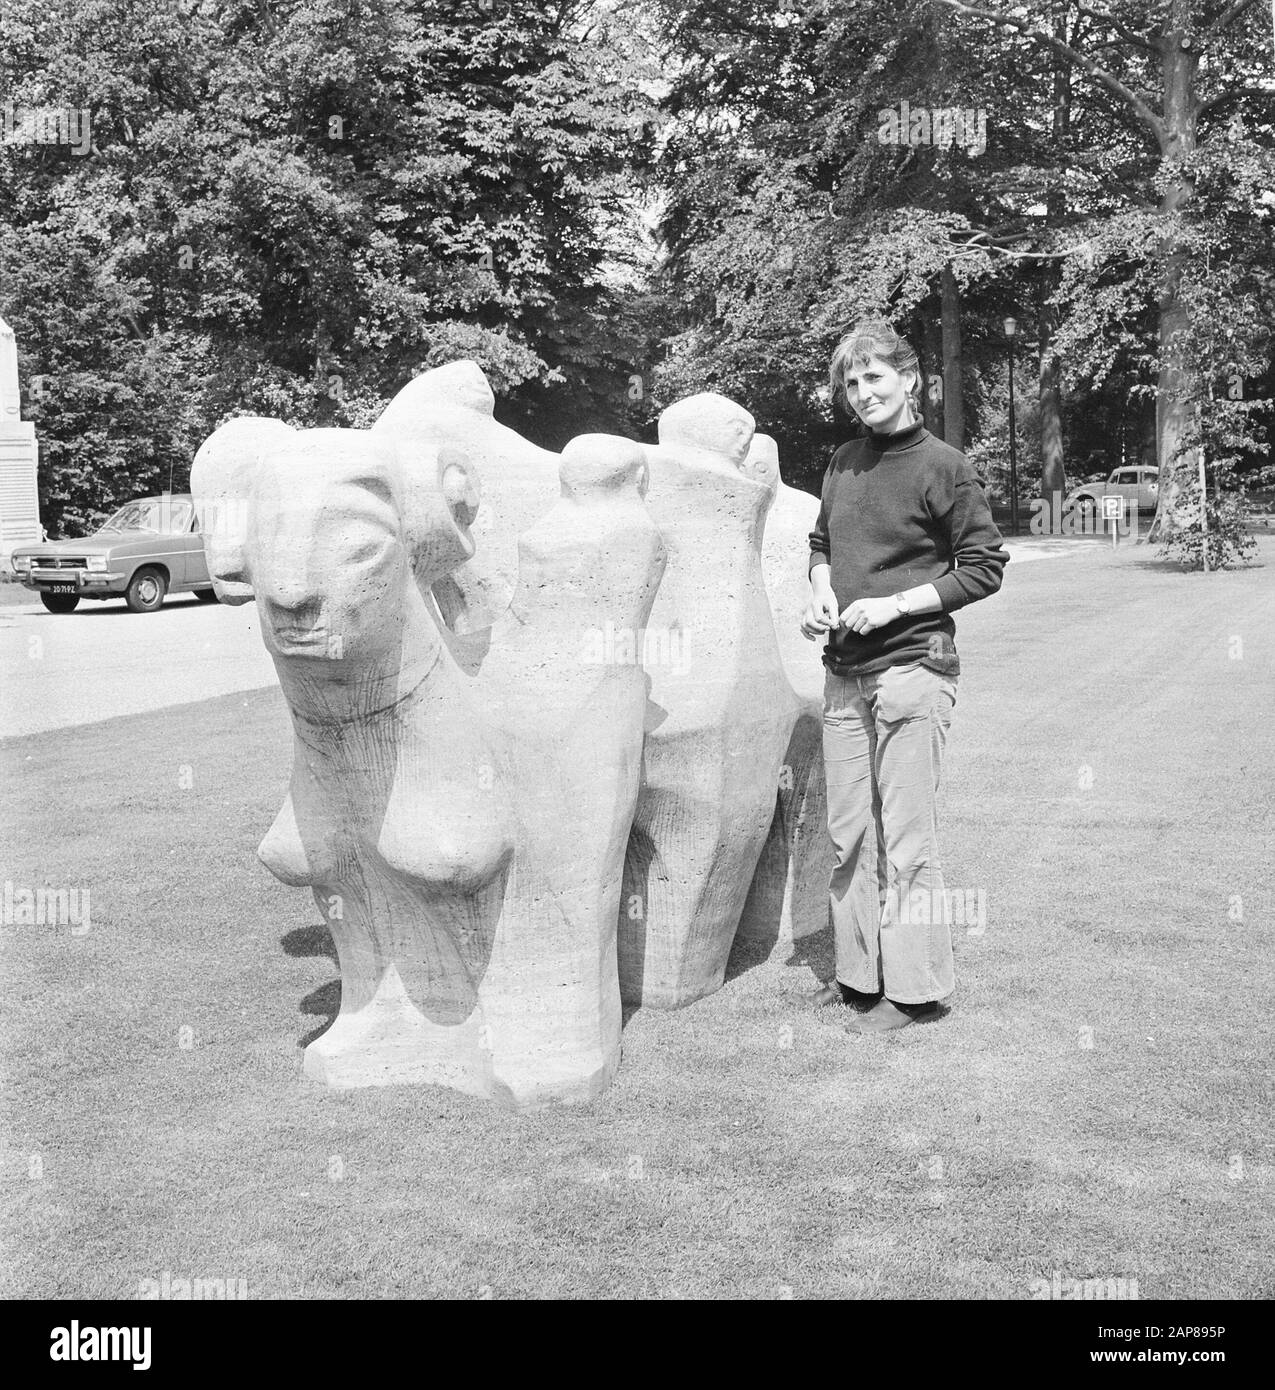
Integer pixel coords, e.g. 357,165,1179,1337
1065,466,1159,520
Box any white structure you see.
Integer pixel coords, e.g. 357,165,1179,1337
0,315,42,559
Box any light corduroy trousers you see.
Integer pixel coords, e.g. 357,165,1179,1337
822,662,959,1004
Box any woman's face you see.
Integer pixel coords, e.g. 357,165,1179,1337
843,355,916,433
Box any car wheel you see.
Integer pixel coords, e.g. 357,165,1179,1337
194,587,220,603
125,568,167,613
39,592,80,614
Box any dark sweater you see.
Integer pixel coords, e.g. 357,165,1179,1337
808,421,1008,677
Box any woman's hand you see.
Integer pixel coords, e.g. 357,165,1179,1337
838,596,901,635
800,590,839,640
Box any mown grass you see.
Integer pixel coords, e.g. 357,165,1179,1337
1,538,1272,1299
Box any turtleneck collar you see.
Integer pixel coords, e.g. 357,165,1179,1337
866,419,928,454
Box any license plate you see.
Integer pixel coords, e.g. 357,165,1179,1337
46,582,78,594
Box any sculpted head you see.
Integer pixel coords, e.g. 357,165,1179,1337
373,360,496,441
246,430,480,665
656,394,756,473
559,433,649,501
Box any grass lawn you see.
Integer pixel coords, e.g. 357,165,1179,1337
2,538,1272,1300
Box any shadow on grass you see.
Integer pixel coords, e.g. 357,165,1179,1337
783,924,835,979
1120,555,1267,573
1113,536,1268,573
724,918,835,985
281,915,840,1041
283,923,340,1047
9,595,214,617
69,598,212,616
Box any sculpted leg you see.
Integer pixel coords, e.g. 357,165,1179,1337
477,434,665,1105
738,433,835,948
620,398,799,1008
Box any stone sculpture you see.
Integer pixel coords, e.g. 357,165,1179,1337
735,432,833,952
193,361,833,1107
193,423,664,1107
618,396,800,1007
370,360,559,634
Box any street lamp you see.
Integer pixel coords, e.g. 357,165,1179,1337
1004,316,1019,536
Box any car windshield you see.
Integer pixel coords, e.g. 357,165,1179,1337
97,500,192,534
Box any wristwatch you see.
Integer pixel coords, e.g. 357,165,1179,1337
893,591,912,616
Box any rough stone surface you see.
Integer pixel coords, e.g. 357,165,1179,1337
373,365,831,964
619,398,801,1007
370,360,559,633
736,432,834,951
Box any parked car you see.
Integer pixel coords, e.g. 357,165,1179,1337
1065,466,1159,518
9,494,217,613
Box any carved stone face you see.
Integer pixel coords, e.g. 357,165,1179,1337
246,432,482,667
249,432,410,664
741,431,781,498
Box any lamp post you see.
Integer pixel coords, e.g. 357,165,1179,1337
1004,316,1019,535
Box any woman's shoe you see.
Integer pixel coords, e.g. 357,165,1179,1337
811,982,883,1009
845,998,939,1034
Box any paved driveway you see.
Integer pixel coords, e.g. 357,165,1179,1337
0,591,278,737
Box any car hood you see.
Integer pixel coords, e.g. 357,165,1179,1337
15,529,162,556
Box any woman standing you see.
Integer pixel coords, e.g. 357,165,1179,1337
802,320,1008,1034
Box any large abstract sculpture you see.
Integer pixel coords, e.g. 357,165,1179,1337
193,421,664,1107
193,361,829,1108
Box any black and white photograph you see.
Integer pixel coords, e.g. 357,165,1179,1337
1,0,1271,1349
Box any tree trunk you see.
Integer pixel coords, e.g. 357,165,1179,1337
1039,2,1069,501
1148,3,1199,540
1039,315,1065,499
923,306,944,439
940,264,964,449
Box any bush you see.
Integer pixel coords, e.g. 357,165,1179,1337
1156,480,1257,570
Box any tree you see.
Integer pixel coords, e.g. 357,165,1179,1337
932,0,1275,536
0,0,663,533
